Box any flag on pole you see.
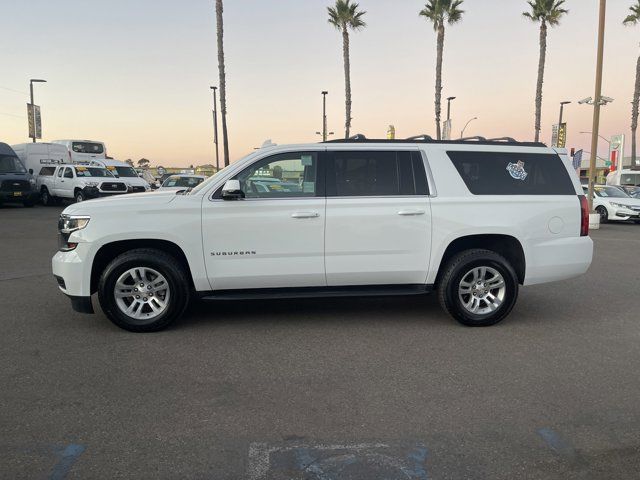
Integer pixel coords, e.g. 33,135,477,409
572,149,583,172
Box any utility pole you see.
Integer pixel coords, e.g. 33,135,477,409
588,0,607,212
321,91,328,142
210,86,220,171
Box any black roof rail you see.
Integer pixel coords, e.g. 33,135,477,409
487,137,517,142
406,134,434,141
459,136,487,142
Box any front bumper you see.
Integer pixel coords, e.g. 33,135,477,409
52,242,93,298
0,190,39,203
612,207,640,220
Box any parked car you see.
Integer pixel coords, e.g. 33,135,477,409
38,164,128,205
583,185,640,223
52,137,593,332
90,159,151,193
158,174,207,191
0,142,38,207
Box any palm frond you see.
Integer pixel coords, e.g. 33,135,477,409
327,0,366,31
624,3,640,25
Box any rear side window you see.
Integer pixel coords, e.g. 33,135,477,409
327,151,429,197
447,151,575,195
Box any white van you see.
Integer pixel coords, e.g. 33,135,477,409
52,139,107,163
11,142,68,176
89,158,150,192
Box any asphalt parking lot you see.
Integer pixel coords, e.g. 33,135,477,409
1,204,639,479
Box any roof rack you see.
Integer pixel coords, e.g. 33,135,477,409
323,133,545,147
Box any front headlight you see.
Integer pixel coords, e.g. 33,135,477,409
609,202,628,209
58,214,91,234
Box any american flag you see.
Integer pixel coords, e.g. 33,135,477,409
572,149,584,171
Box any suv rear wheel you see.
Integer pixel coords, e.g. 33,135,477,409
437,249,519,327
98,248,190,332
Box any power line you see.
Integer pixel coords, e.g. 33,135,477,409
0,86,28,95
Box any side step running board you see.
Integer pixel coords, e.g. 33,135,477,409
199,284,433,301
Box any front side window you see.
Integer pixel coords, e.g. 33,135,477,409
327,150,428,197
64,167,74,179
233,152,319,199
448,151,575,195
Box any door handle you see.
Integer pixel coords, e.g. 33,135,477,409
291,212,320,219
397,210,425,216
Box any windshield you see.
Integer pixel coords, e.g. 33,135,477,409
163,176,205,188
0,155,27,174
112,166,138,178
594,186,630,198
75,167,113,178
72,142,104,154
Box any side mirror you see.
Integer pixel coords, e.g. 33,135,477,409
221,179,245,200
29,169,34,175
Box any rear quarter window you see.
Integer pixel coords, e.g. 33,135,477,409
38,166,56,176
447,151,575,195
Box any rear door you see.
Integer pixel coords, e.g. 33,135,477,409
324,149,432,286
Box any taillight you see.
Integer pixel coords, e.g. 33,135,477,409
579,195,589,236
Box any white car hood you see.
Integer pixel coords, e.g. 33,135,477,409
63,189,179,215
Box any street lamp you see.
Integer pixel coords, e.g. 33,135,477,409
460,117,477,138
210,86,220,171
29,79,46,143
558,101,571,125
446,96,456,122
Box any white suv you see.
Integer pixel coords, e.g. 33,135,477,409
52,138,593,332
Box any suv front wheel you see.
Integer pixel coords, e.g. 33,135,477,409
98,248,190,332
438,249,519,327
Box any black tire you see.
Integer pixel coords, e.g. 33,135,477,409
97,248,190,332
75,190,86,203
437,249,519,327
596,206,609,224
41,187,55,206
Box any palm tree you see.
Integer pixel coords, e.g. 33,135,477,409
216,0,230,166
523,0,568,143
419,0,464,140
328,0,366,139
624,1,640,166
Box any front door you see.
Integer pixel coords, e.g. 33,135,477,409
324,149,432,286
202,150,326,290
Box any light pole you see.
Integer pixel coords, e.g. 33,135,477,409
321,91,329,142
210,86,219,171
558,101,571,125
587,0,607,212
29,79,46,143
445,96,456,140
460,117,477,138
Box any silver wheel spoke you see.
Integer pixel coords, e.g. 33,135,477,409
114,267,170,321
458,266,506,316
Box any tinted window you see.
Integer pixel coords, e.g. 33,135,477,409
620,173,640,186
448,151,575,195
64,167,74,178
38,166,56,176
57,168,63,177
72,142,104,154
328,151,429,197
0,155,26,173
233,152,319,199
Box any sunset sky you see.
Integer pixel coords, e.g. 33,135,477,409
1,0,638,166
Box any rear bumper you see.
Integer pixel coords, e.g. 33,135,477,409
524,236,593,286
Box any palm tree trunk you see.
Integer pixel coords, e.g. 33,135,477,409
534,20,547,143
632,53,640,167
216,0,230,166
434,23,445,140
342,26,352,139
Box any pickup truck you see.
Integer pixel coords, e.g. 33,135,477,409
38,164,128,205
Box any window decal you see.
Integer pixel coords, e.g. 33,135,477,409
506,160,528,181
